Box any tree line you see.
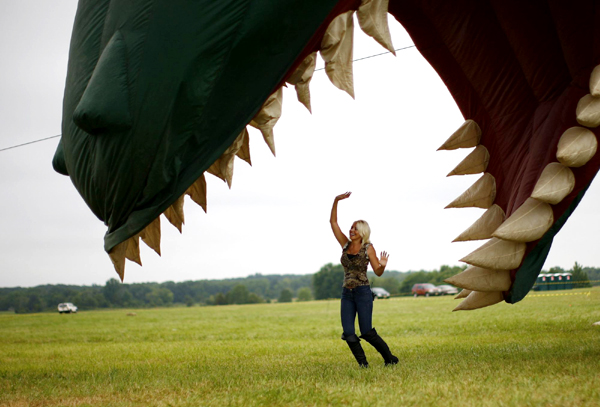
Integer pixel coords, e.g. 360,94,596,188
1,263,597,313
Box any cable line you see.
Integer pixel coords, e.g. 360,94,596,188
0,135,61,152
314,45,415,71
0,45,416,153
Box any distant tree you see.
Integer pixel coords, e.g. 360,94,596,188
27,294,44,313
399,271,431,293
228,284,250,304
313,263,344,300
74,290,99,310
214,292,228,305
549,266,566,274
145,287,174,307
184,295,194,307
247,293,265,304
278,288,293,303
571,262,591,288
297,287,312,301
371,277,400,294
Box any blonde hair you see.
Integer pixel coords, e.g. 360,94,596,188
354,220,371,245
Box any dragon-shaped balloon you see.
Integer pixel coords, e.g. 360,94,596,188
53,0,600,310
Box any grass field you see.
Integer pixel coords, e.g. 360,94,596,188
1,287,599,407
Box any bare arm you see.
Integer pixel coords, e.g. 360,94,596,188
330,192,351,247
367,245,389,277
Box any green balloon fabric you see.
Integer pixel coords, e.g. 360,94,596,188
56,0,344,252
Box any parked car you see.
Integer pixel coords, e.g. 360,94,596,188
371,287,391,299
437,285,459,295
57,303,78,314
411,283,442,297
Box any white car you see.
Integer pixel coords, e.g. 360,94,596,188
371,287,391,299
57,303,78,314
437,285,459,295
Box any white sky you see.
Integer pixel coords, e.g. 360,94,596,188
1,0,599,288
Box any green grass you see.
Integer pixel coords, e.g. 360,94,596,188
1,288,599,407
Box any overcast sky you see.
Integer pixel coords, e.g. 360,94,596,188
1,0,599,288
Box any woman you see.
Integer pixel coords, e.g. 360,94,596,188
330,192,399,367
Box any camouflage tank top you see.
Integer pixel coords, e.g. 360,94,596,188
341,243,371,289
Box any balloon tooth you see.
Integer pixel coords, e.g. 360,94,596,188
235,128,251,166
556,126,598,168
452,291,504,311
447,145,490,176
207,129,246,188
576,94,600,128
444,266,511,292
357,0,395,55
320,10,355,98
139,216,161,256
445,173,496,209
460,237,526,270
286,52,316,113
186,174,207,213
437,120,481,151
125,235,142,266
250,87,282,156
455,289,472,299
164,195,185,233
531,163,575,205
492,198,553,242
108,240,127,281
453,204,505,242
590,65,600,97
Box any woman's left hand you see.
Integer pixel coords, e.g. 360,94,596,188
379,251,389,267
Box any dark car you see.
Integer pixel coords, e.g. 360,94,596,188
411,283,442,297
371,287,391,299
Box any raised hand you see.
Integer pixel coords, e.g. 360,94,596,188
335,192,351,201
379,251,389,267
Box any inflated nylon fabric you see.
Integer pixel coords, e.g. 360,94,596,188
387,0,600,302
54,0,347,252
55,0,600,304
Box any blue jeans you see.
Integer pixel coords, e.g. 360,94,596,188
341,285,373,337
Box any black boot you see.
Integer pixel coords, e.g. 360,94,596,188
342,333,369,367
360,328,399,366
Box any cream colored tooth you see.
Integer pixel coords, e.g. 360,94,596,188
437,120,482,151
447,145,490,176
207,129,246,188
531,163,575,204
140,217,161,256
455,289,472,299
556,126,598,167
445,173,496,209
357,0,395,55
249,87,283,156
444,266,511,292
320,10,355,98
576,94,600,128
590,65,600,97
460,238,526,270
235,128,251,165
287,52,317,113
186,174,207,213
164,195,185,233
108,240,127,281
492,198,553,242
125,235,142,266
453,204,505,242
452,291,504,311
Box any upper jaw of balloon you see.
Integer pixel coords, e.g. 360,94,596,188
106,0,398,281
